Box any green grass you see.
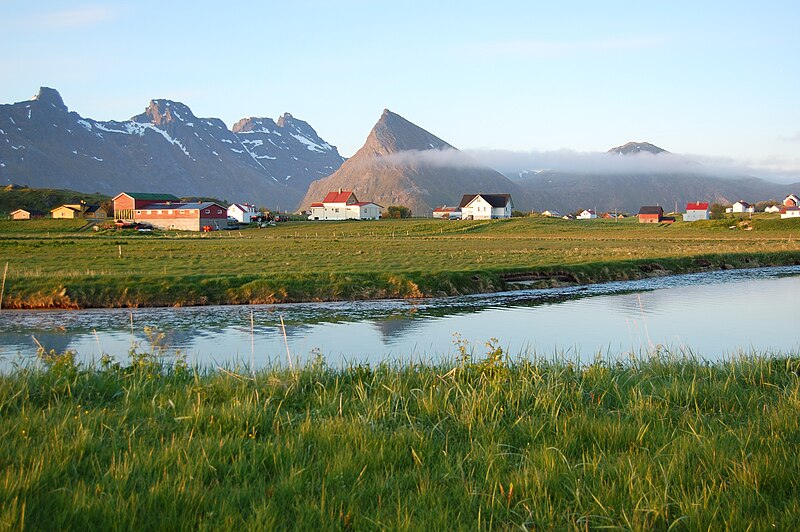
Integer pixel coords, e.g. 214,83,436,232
2,216,800,308
1,346,799,529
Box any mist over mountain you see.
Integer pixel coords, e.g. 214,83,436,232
467,142,799,214
0,88,344,208
300,109,528,214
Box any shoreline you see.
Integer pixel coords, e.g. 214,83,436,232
4,251,800,310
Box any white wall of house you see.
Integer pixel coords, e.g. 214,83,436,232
227,204,258,223
577,210,597,219
345,204,381,220
684,209,709,221
462,196,511,219
781,208,800,219
732,202,754,213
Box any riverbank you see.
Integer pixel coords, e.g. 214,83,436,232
2,217,800,309
1,350,798,529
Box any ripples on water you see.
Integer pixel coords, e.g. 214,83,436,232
2,265,799,368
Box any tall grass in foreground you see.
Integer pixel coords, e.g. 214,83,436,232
1,345,799,530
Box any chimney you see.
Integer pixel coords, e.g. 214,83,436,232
338,188,343,194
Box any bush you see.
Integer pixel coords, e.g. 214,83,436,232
385,205,412,219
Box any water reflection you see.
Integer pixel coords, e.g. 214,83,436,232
1,265,799,369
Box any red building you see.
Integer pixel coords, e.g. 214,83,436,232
638,206,664,223
113,192,181,220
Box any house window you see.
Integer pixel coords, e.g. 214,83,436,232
167,210,173,215
136,211,141,215
205,209,210,214
146,210,152,214
217,209,223,214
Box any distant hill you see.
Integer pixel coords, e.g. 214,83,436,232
0,184,111,216
0,88,344,209
513,142,799,214
300,110,528,215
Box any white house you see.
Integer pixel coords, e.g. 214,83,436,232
729,201,755,214
765,205,782,213
308,190,382,220
781,207,800,219
227,203,259,224
459,194,513,220
577,209,597,220
684,202,710,222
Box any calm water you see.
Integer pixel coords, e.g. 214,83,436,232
1,266,799,369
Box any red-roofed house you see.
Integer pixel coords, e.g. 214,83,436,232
308,189,382,220
781,207,800,219
684,202,710,222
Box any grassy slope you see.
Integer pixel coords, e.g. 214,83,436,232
0,186,111,217
1,216,800,308
0,352,798,529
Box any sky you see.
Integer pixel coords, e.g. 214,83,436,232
1,1,799,180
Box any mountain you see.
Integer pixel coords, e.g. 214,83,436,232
300,109,527,214
607,141,667,156
513,142,798,214
0,88,344,208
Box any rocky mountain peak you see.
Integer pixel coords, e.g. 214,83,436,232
33,87,67,111
133,99,195,126
363,109,453,156
231,117,274,134
608,141,668,156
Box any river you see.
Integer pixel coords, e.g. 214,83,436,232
1,266,798,370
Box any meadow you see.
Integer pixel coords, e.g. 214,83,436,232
1,346,798,529
1,215,800,308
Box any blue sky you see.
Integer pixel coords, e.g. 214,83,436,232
2,1,799,178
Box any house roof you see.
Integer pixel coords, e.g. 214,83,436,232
10,208,45,215
459,193,513,208
352,201,383,207
733,200,751,207
434,206,461,212
50,205,82,213
229,203,256,212
638,206,664,215
137,202,224,211
686,202,709,210
113,192,181,201
83,205,104,214
322,190,357,204
310,202,324,207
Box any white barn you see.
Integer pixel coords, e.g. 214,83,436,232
577,209,598,220
459,194,513,220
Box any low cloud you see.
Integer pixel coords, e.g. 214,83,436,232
362,147,800,184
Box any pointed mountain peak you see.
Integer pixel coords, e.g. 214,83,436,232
363,109,453,155
608,141,668,155
232,117,276,134
133,99,196,126
33,87,67,111
276,112,295,127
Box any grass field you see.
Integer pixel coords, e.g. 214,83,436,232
1,215,800,308
1,348,798,529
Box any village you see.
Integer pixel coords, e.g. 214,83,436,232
7,189,800,229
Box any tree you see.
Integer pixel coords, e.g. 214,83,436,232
710,203,727,220
386,205,412,219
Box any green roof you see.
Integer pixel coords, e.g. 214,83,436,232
121,192,180,200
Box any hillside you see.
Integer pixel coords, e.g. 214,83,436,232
0,88,344,209
0,184,111,216
300,110,528,215
513,142,798,214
